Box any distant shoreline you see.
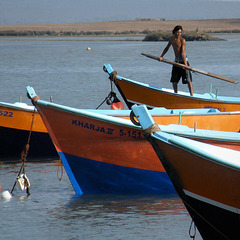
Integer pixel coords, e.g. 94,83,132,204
0,19,240,37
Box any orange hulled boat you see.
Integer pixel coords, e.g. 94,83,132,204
132,104,240,240
0,101,58,160
26,87,240,195
104,64,240,112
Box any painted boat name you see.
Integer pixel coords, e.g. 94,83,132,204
72,120,142,138
0,110,13,117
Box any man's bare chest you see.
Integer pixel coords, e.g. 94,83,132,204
172,39,182,50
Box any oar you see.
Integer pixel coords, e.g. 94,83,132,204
141,53,239,84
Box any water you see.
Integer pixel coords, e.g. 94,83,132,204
1,161,193,240
1,35,240,240
1,35,240,109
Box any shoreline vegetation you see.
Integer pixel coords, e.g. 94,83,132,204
143,31,223,41
0,19,240,41
0,30,226,41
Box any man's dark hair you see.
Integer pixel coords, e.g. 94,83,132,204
172,25,183,34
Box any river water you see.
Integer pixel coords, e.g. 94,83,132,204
1,34,240,240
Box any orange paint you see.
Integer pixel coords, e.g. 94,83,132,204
38,105,165,172
155,139,240,208
117,79,240,112
0,104,47,133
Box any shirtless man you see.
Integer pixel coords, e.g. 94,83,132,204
159,25,193,96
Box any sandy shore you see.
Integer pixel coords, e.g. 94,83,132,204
0,19,240,33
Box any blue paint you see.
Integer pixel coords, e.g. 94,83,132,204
0,110,13,117
59,152,83,195
58,152,175,195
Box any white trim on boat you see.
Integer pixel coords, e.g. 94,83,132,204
183,189,240,214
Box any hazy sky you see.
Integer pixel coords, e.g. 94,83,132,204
0,0,240,25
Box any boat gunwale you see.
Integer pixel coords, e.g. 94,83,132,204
153,131,240,170
35,99,240,143
0,101,35,112
161,127,240,142
36,99,141,129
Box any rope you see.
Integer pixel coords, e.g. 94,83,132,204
96,72,122,109
143,123,161,138
96,78,115,109
57,161,64,181
109,70,118,83
96,95,110,109
11,107,37,196
189,220,196,239
183,198,230,240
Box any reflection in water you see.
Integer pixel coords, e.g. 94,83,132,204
65,193,185,217
1,157,201,239
48,194,196,240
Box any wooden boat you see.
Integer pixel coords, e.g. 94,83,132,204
132,105,240,240
26,87,240,195
2,99,237,160
103,64,240,112
26,88,175,194
0,101,58,160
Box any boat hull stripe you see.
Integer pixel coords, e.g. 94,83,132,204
184,189,240,214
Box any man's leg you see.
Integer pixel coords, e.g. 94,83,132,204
172,82,178,93
188,81,193,96
185,66,193,96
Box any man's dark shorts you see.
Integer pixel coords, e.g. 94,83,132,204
171,61,192,84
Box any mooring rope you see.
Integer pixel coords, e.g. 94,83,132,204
189,220,196,239
57,161,64,181
183,199,230,240
96,78,114,109
11,107,37,196
109,70,118,83
96,94,111,109
143,123,161,138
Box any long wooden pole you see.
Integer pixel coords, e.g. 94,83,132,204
141,53,239,84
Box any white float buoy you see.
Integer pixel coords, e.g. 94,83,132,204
1,190,12,200
86,47,91,51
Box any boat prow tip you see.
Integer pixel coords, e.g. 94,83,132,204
26,86,40,105
103,64,114,75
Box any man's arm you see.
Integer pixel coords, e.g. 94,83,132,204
181,38,188,66
159,40,172,61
